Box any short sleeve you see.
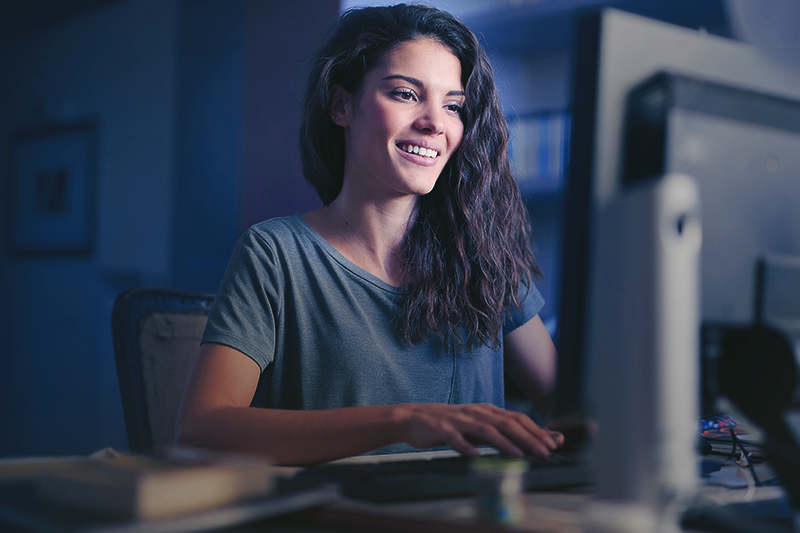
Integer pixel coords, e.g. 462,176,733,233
201,229,282,370
502,282,545,335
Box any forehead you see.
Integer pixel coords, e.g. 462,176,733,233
372,38,463,87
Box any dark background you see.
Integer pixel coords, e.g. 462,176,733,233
0,0,733,458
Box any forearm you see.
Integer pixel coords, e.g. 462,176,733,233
177,344,558,464
176,401,560,465
176,404,407,466
509,358,556,420
504,315,558,420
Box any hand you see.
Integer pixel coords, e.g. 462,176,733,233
394,403,564,459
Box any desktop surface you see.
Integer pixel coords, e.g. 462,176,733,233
0,450,793,533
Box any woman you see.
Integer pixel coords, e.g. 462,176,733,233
176,3,562,465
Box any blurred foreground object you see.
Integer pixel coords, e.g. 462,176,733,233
726,0,800,69
37,448,275,520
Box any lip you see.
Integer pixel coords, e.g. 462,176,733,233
396,145,441,167
397,139,443,154
395,140,444,167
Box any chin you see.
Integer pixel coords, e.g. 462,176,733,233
411,181,438,197
408,174,442,196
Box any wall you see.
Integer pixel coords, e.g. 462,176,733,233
240,1,336,229
171,0,245,293
0,0,180,456
0,0,337,458
173,0,337,292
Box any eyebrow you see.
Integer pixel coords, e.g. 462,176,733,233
381,75,465,97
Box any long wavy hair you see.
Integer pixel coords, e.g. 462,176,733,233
299,3,541,349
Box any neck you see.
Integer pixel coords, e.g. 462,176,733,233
304,190,417,287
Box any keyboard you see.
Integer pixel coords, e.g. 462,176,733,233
295,446,593,502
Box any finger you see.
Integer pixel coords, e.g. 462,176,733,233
546,429,566,447
454,418,525,458
469,404,557,448
488,416,552,458
465,406,557,453
503,411,559,450
438,422,482,458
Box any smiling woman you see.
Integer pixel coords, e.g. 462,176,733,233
175,3,561,466
322,38,465,221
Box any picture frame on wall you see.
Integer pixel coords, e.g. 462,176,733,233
8,122,96,256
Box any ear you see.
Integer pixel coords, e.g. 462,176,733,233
328,85,352,127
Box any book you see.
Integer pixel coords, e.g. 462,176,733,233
0,478,338,533
36,450,277,521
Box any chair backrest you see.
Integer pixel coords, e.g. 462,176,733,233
112,286,215,454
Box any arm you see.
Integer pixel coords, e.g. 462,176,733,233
504,314,558,422
176,342,560,465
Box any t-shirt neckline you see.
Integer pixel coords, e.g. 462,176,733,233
292,213,406,294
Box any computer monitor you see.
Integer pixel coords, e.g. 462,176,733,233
554,8,800,422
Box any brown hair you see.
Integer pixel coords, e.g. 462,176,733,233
299,4,541,349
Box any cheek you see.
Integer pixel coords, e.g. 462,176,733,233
380,110,409,139
450,122,465,151
364,100,396,131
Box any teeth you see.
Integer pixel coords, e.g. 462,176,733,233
403,144,438,158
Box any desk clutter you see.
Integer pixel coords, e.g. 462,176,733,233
0,434,797,533
37,452,274,520
0,447,337,533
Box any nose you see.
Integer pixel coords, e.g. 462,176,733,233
415,102,445,135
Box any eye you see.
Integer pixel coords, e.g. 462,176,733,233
391,89,417,102
445,103,463,115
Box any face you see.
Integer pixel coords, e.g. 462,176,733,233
333,38,465,201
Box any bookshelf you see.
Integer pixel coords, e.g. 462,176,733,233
508,109,571,194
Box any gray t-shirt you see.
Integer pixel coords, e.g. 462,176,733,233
202,214,545,452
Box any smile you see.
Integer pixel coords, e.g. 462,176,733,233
399,144,439,159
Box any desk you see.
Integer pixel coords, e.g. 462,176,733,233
0,453,791,533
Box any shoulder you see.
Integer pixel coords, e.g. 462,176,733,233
234,214,341,279
504,281,546,333
213,216,316,308
237,215,312,254
247,214,306,242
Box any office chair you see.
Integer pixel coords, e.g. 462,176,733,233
111,286,215,454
